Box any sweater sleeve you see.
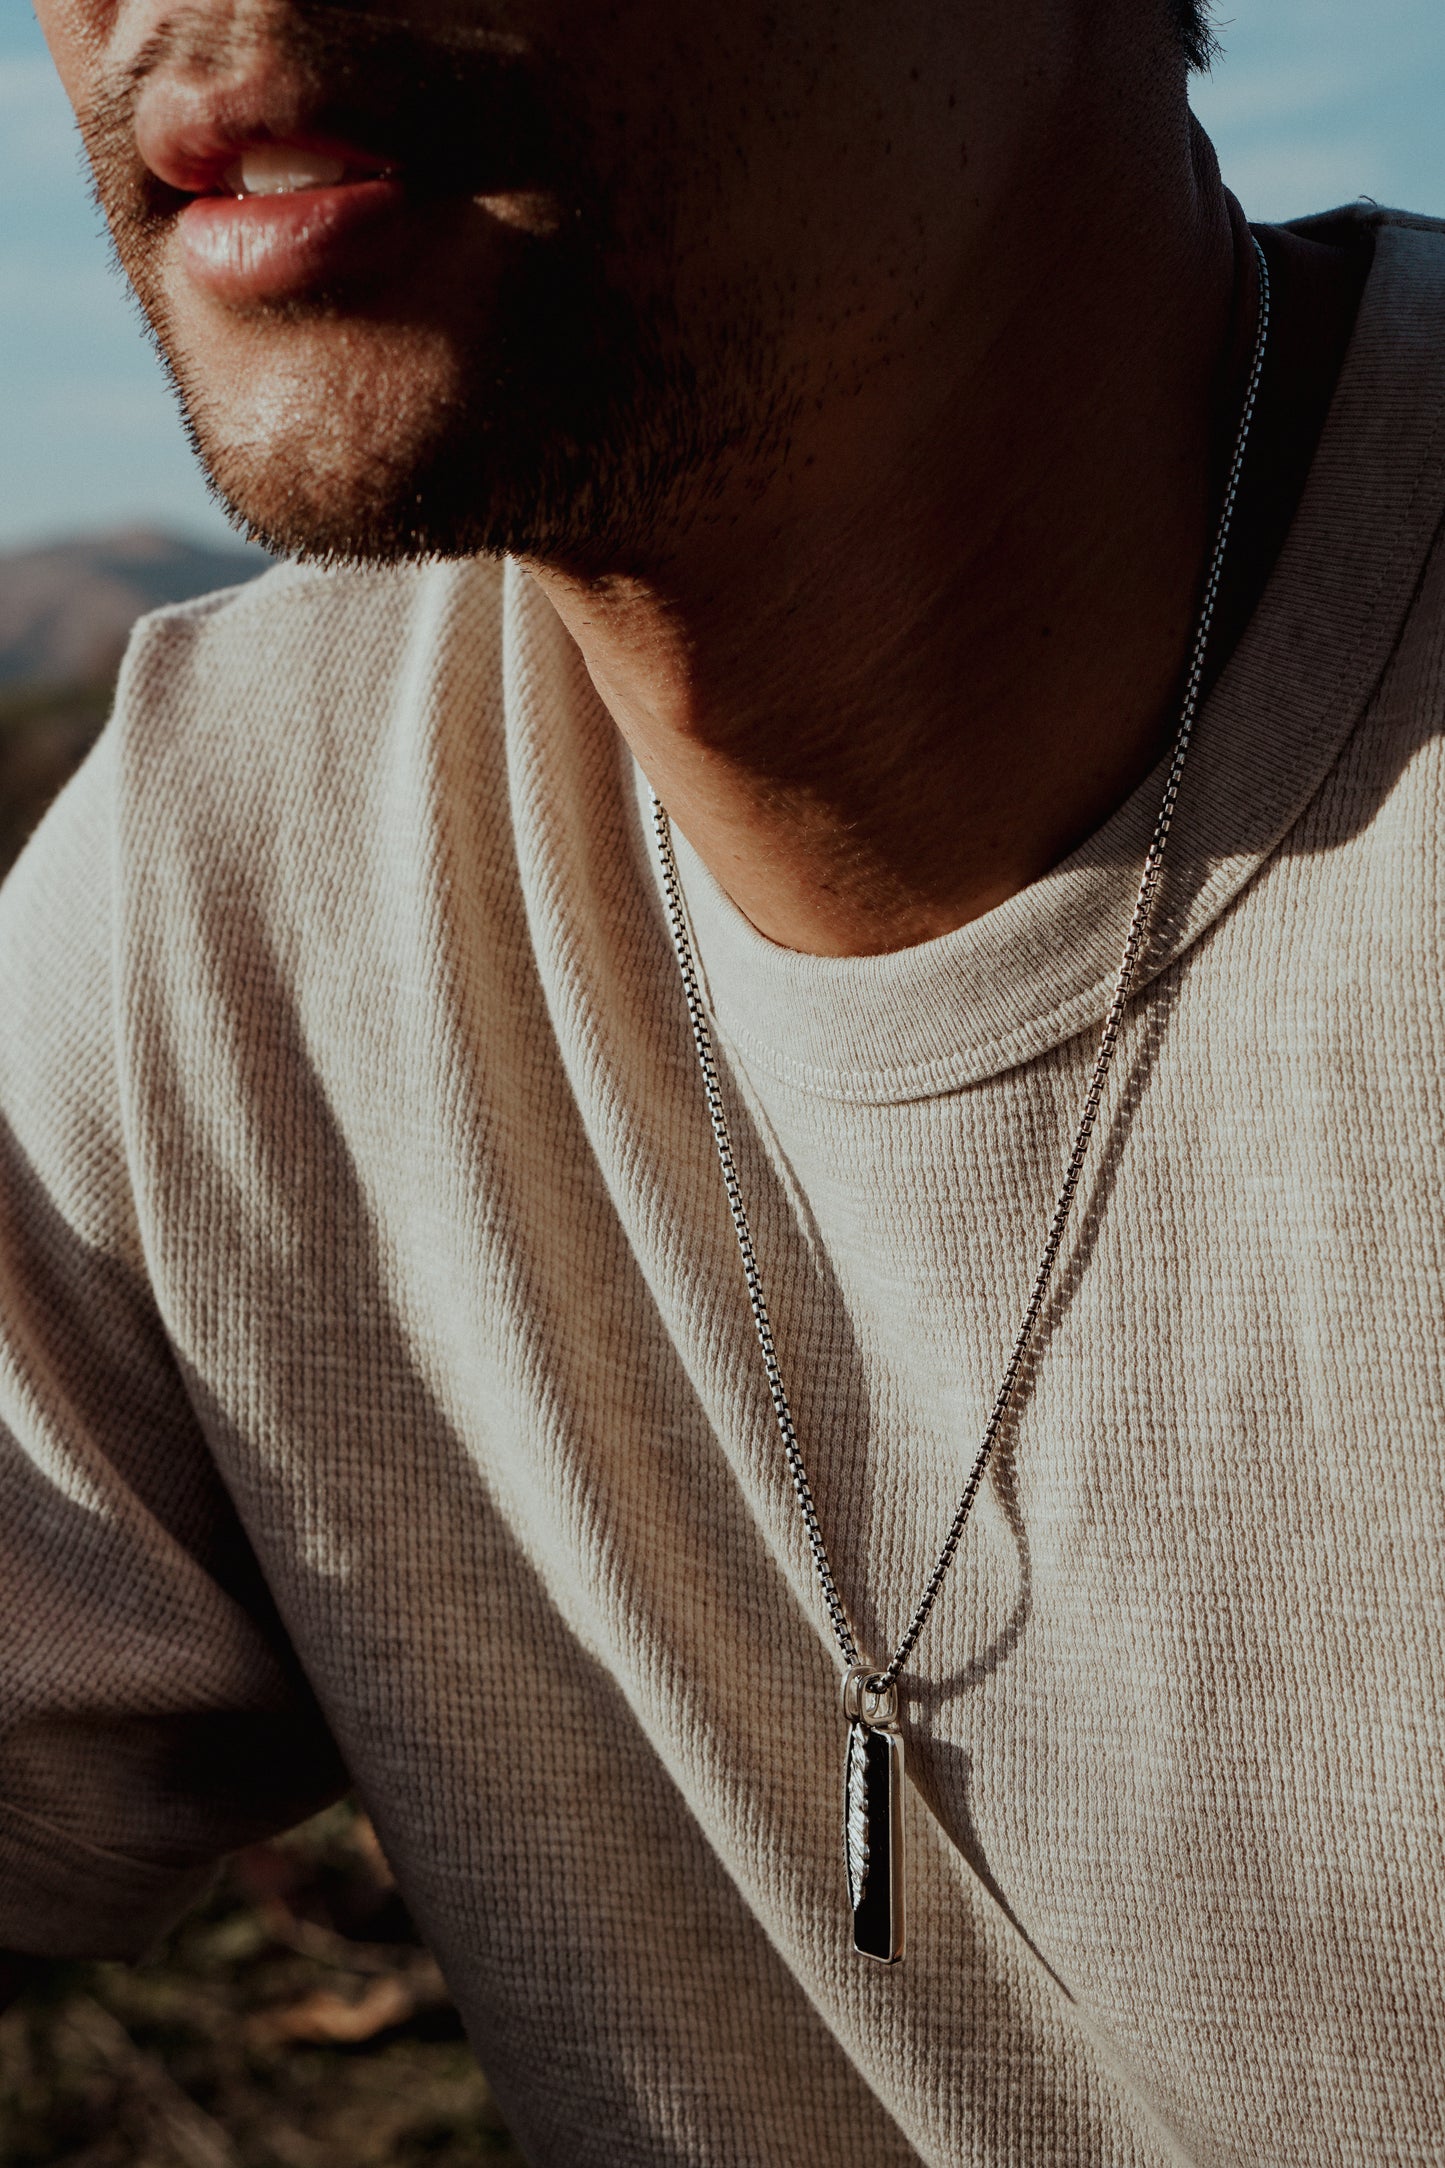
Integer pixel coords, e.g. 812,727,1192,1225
0,718,347,1960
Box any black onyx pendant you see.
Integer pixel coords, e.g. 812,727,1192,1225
842,1668,906,1964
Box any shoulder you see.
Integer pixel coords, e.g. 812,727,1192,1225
1287,204,1445,244
108,553,510,873
117,553,507,754
1283,204,1445,336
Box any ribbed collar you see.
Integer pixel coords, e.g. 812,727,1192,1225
636,212,1445,1105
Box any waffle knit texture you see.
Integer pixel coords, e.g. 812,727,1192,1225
2,207,1445,2165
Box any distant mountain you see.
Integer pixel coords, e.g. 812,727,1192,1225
0,526,272,689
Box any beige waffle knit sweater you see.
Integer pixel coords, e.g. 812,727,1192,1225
3,206,1445,2165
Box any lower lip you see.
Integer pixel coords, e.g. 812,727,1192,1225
178,177,408,302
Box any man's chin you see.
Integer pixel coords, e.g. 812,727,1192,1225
191,402,636,570
139,199,784,571
189,419,653,572
165,314,487,563
157,275,704,569
197,423,492,567
183,364,725,574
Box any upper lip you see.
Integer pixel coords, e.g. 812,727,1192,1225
127,35,560,211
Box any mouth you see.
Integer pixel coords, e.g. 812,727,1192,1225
128,91,409,302
164,134,410,304
128,40,563,309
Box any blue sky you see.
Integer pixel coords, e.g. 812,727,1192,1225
2,1,1443,550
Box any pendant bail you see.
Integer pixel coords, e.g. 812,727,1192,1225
842,1663,899,1730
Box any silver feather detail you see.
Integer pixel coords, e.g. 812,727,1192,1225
845,1722,870,1910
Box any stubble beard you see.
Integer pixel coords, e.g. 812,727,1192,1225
79,13,801,572
136,230,793,572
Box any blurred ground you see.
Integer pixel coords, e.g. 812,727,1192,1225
0,677,112,876
0,1804,525,2166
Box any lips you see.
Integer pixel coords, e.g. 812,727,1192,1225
126,32,567,310
129,73,407,301
177,170,410,305
175,140,411,306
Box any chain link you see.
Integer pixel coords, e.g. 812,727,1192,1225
652,241,1270,1695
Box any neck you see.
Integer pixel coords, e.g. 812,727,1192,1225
527,116,1273,957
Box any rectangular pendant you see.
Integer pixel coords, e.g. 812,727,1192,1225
844,1718,906,1964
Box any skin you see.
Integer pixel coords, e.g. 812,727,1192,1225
33,0,1367,965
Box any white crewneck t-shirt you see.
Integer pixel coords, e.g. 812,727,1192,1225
2,206,1444,2165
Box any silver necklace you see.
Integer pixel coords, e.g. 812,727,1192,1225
651,241,1270,1965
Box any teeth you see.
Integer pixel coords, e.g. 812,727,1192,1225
223,146,347,196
